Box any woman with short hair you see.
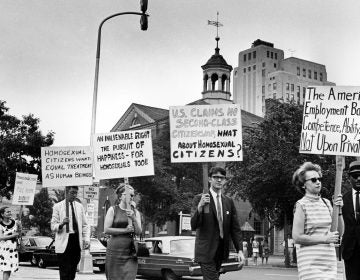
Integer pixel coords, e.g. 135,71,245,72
0,206,19,280
292,162,343,280
104,184,142,280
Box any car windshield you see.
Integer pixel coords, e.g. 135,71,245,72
91,239,105,250
170,239,195,254
34,237,53,247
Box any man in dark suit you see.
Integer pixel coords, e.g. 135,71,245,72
191,166,244,280
342,161,360,280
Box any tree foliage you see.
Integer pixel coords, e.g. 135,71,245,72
131,124,203,226
0,100,54,198
227,99,352,228
28,188,53,236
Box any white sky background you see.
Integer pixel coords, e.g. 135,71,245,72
1,0,360,146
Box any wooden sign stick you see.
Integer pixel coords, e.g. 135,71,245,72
124,177,133,227
330,155,345,232
65,190,69,233
202,163,209,213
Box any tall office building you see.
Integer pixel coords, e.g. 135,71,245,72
233,39,335,116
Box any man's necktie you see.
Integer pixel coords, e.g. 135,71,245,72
70,202,78,233
216,194,224,238
356,191,360,222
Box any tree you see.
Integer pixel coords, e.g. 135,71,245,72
131,124,203,227
28,188,53,236
227,99,351,229
0,100,54,198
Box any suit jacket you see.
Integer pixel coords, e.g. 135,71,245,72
191,193,242,263
51,200,90,254
341,190,360,260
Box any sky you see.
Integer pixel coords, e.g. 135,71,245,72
2,0,360,146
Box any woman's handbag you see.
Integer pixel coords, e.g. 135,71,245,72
129,237,139,260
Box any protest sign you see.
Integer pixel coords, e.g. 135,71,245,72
12,172,38,205
84,186,99,200
93,129,154,179
41,146,93,187
169,104,243,162
300,86,360,156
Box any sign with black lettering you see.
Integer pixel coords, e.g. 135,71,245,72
12,172,38,205
84,186,99,200
41,146,93,187
93,129,154,179
169,104,243,162
300,86,360,156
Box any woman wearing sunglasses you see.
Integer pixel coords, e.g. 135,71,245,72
104,183,142,280
292,162,343,280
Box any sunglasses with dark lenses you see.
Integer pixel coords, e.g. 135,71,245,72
350,173,360,179
212,175,226,180
305,177,322,183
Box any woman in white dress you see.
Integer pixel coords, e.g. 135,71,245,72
0,206,19,280
292,162,343,280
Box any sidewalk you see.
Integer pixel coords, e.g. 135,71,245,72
12,264,106,280
244,255,345,280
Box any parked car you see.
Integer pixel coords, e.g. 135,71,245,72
18,236,53,265
32,238,106,272
137,236,242,280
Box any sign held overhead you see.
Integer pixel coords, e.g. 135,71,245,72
93,129,154,179
169,104,243,162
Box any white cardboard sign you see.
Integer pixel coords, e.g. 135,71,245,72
93,129,154,179
41,146,93,187
12,172,38,205
169,104,243,162
300,86,360,156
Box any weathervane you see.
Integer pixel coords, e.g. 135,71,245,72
208,11,223,39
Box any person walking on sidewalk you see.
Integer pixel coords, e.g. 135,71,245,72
292,162,344,280
261,240,270,265
191,166,244,280
0,207,19,280
51,186,90,280
342,160,360,280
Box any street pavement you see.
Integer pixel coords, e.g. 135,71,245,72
12,256,345,280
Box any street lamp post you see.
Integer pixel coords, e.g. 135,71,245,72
79,4,149,274
90,11,149,146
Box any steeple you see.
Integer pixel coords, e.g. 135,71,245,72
202,14,233,104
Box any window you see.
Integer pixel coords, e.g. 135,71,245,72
275,53,277,60
253,65,256,70
273,92,277,99
262,86,265,94
291,84,294,92
254,219,261,234
268,84,271,91
243,68,246,73
262,62,266,67
303,87,306,99
320,72,323,81
273,82,277,90
267,51,269,58
248,66,251,71
308,70,312,79
253,51,256,59
243,54,246,62
262,69,265,77
271,52,273,59
274,63,277,68
286,83,290,91
314,71,317,80
303,68,306,77
297,67,300,76
286,93,290,100
248,53,251,60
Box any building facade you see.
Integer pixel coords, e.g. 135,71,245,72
233,39,335,116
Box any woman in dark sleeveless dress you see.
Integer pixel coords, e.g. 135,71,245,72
104,184,142,280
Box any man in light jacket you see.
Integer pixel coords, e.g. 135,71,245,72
51,186,90,280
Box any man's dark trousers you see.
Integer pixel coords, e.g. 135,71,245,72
200,238,224,280
57,233,81,280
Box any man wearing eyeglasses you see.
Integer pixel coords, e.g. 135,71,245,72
342,161,360,280
51,186,90,280
191,167,244,280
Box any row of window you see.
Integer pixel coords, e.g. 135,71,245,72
296,66,323,81
243,50,278,62
243,51,257,62
243,65,257,73
243,63,277,74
